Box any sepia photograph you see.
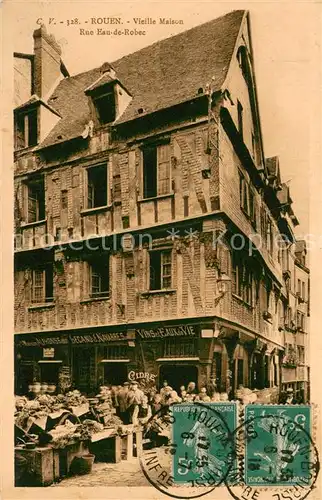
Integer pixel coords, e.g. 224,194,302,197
1,1,321,498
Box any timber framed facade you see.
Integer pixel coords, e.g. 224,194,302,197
13,11,309,402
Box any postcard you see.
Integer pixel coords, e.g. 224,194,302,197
1,0,321,499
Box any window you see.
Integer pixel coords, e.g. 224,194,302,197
286,307,292,328
237,100,243,139
61,190,68,210
266,218,273,254
232,254,253,305
278,301,285,327
249,189,255,227
239,173,249,213
86,164,108,209
149,250,172,290
105,345,128,359
237,359,244,387
297,346,305,364
296,311,305,331
143,144,171,199
15,109,38,149
26,177,45,223
93,91,116,124
89,256,109,298
297,279,301,296
297,280,306,301
261,209,274,255
163,338,196,358
239,172,256,227
31,265,54,304
302,282,305,301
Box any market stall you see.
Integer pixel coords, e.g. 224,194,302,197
14,387,142,486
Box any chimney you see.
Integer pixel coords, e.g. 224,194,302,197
33,25,62,98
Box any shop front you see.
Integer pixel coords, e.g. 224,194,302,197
70,330,136,395
15,334,70,395
134,322,233,393
135,323,201,392
15,329,137,396
218,328,283,398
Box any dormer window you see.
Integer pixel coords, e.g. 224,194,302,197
85,64,132,126
15,108,38,149
93,91,116,124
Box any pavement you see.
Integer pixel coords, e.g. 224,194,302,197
51,457,150,487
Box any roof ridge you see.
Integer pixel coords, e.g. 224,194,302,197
66,10,245,81
112,10,245,65
39,9,245,148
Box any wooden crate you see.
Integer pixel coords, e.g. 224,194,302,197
89,432,121,463
121,433,133,460
15,447,54,486
53,440,89,478
133,429,143,457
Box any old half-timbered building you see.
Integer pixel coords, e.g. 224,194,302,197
14,10,308,401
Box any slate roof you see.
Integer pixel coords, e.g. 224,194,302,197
38,10,245,149
84,72,118,94
295,240,306,255
14,94,61,117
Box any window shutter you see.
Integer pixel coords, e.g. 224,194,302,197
45,264,54,301
143,147,157,198
149,251,161,290
112,155,121,204
21,183,28,223
83,260,90,298
83,168,89,210
157,144,171,195
102,255,110,294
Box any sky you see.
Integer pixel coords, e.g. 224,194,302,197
6,0,321,236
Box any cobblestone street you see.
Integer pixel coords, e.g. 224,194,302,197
51,458,150,487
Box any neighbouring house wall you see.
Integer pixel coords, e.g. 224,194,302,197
14,56,33,107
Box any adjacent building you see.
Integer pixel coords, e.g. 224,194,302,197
281,239,310,402
13,11,309,401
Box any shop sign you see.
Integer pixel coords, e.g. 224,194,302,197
128,370,156,383
43,347,55,358
70,332,127,344
136,324,197,339
17,336,69,347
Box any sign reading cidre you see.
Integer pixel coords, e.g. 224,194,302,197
136,324,197,339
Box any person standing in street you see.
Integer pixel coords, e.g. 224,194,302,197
118,382,130,423
126,381,144,424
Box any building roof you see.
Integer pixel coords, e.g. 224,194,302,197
38,10,245,149
84,72,118,94
295,240,307,255
14,94,61,117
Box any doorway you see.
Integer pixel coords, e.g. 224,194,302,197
252,353,262,389
159,364,198,393
103,363,128,386
39,362,60,385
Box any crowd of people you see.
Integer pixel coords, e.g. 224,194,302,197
100,380,302,426
100,379,232,427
